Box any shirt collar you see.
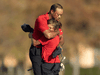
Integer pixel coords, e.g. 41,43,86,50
45,12,49,20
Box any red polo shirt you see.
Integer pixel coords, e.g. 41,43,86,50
32,12,49,40
38,29,63,63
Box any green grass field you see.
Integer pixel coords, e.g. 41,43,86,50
64,64,100,75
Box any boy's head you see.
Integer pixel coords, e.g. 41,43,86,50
47,19,62,31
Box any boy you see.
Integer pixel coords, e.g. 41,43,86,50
33,19,63,75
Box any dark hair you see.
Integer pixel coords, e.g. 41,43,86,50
49,3,63,12
47,19,62,30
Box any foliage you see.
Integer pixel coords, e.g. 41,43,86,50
0,0,100,62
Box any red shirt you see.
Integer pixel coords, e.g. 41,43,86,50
38,29,63,63
59,28,63,35
32,12,49,40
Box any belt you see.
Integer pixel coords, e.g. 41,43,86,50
35,45,42,48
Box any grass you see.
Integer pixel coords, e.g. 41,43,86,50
64,64,100,75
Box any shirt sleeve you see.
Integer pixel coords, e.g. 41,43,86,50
37,17,49,33
59,28,63,35
38,36,49,45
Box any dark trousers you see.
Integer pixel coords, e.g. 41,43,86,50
29,45,42,75
42,63,61,75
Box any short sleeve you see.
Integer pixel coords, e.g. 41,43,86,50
37,17,49,33
38,36,49,45
59,28,63,35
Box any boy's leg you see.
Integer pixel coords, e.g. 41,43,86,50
52,63,61,75
42,63,54,75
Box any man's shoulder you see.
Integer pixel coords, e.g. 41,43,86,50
38,13,47,19
37,12,49,20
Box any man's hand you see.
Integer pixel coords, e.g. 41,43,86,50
59,46,63,51
52,46,62,58
60,63,65,71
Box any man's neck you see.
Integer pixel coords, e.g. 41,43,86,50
48,13,59,21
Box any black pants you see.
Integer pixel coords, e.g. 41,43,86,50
29,45,42,75
42,63,61,75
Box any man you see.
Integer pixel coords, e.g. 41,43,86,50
29,3,64,75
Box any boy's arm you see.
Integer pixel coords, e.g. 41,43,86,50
28,32,40,46
32,36,48,46
32,38,41,46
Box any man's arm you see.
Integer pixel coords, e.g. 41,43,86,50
58,34,64,47
29,30,59,46
37,17,60,39
43,29,60,39
52,35,64,58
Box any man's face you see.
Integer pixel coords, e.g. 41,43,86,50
51,8,63,21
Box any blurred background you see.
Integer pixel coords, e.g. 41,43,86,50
0,0,100,75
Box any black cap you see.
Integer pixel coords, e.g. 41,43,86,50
21,23,34,33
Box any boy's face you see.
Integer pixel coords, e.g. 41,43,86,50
48,24,59,32
48,24,54,31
